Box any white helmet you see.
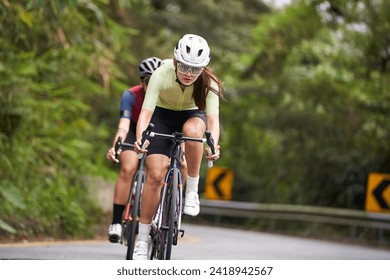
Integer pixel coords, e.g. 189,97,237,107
174,34,210,67
139,57,162,78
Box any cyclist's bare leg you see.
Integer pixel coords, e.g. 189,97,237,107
139,154,170,225
134,154,169,259
113,150,139,205
182,117,206,177
182,118,206,216
108,149,139,242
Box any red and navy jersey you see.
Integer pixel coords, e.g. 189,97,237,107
119,85,146,123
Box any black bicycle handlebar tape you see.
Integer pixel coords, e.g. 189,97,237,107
140,123,154,148
137,123,154,159
114,136,122,161
205,131,215,167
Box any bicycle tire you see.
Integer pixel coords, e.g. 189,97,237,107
157,182,170,260
125,172,144,260
155,169,175,260
165,168,179,260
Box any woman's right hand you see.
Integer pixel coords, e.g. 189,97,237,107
106,147,120,163
134,139,149,154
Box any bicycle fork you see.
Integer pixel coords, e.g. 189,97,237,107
177,177,185,240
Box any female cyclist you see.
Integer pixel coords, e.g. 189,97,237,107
105,57,162,243
133,34,224,259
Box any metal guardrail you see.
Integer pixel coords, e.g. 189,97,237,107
200,199,390,231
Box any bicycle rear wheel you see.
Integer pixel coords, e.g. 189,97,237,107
125,172,144,260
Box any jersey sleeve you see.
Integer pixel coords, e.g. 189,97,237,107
205,81,220,115
119,89,135,119
141,68,162,112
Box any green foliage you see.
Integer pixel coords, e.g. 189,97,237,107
0,0,134,239
221,0,390,208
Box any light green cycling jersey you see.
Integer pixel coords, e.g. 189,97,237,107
142,62,219,115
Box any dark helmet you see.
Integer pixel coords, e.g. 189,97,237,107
139,57,163,78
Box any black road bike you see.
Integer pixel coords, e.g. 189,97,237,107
114,123,154,260
143,128,215,260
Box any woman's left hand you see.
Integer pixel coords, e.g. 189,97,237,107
205,144,220,161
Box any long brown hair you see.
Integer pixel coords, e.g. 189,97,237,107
193,66,225,111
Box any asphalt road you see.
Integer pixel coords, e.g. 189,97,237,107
1,223,389,260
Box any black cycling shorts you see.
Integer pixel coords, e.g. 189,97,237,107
122,120,137,151
147,106,206,157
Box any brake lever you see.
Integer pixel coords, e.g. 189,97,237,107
205,131,215,168
137,123,154,159
114,136,122,162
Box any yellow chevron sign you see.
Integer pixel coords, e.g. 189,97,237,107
365,172,390,213
204,166,234,200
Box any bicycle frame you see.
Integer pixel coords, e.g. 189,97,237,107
148,130,214,260
122,152,146,224
114,123,154,260
123,152,147,260
162,135,184,218
151,134,184,259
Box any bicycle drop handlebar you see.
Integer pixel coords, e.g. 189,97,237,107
205,131,216,167
147,126,216,168
137,123,154,159
114,137,122,161
139,123,155,148
114,123,155,161
114,123,216,166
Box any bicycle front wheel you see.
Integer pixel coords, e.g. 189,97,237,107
125,172,144,260
165,168,179,260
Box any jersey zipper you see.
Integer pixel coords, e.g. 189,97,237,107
176,87,185,110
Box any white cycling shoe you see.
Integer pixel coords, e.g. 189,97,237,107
184,192,200,216
108,223,122,243
133,239,151,260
